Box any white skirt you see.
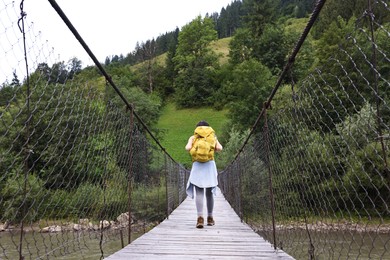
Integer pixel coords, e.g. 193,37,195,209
186,160,218,198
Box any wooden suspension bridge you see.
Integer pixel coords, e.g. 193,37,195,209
105,188,294,259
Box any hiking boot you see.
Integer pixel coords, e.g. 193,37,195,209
196,216,204,228
207,216,215,226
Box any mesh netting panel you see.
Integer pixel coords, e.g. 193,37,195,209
219,1,389,259
0,1,189,259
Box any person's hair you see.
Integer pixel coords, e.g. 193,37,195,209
196,120,209,127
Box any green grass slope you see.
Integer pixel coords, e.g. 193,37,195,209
132,37,231,71
157,102,228,167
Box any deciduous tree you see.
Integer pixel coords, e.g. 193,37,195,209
173,16,219,107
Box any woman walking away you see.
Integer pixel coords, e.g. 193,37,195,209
185,120,223,228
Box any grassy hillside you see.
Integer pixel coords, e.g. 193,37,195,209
210,37,231,65
157,102,228,167
132,37,231,70
133,37,231,166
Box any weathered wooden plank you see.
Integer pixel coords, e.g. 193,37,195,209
105,189,294,259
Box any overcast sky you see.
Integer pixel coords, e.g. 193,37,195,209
30,0,233,64
1,0,233,83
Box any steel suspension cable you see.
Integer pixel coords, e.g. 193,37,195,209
46,0,177,164
236,0,327,159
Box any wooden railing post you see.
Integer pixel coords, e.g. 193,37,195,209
263,102,277,250
165,156,170,219
238,160,243,221
19,1,29,258
127,108,134,245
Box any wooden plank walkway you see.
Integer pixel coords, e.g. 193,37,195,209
106,189,294,259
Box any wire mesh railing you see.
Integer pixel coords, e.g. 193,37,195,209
219,0,389,259
2,0,390,259
0,0,189,259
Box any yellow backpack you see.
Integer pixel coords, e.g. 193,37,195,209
190,126,216,162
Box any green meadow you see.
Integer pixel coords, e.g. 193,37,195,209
157,102,228,168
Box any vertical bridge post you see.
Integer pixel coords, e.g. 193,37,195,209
127,108,134,245
263,102,277,250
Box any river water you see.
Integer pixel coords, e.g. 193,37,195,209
1,229,389,259
0,230,141,259
267,229,390,260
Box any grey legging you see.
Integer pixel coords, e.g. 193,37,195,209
195,186,214,217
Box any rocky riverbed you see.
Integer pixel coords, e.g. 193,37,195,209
0,212,157,233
